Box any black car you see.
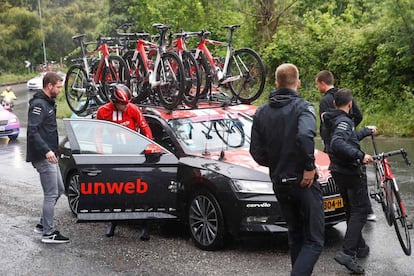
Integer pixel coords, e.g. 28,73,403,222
58,102,345,250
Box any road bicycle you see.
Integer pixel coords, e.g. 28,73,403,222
193,25,266,104
370,134,412,255
65,34,130,115
120,23,186,110
167,30,201,107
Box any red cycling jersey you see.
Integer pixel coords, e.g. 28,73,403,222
96,102,153,139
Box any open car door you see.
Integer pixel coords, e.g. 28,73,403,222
63,119,179,221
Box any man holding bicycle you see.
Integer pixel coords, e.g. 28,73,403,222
316,70,377,222
322,88,376,274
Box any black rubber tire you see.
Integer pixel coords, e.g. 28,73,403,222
156,52,185,110
391,182,412,255
181,51,201,107
67,171,80,216
65,64,90,115
101,55,130,101
228,48,266,104
385,179,395,226
188,190,225,251
195,52,212,97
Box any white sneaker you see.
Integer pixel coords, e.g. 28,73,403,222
367,213,377,221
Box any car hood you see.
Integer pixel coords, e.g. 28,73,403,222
180,148,331,183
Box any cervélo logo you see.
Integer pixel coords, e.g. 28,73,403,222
81,179,148,195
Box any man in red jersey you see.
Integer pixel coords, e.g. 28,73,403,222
96,84,153,241
96,84,153,139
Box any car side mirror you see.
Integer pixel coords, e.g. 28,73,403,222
144,143,163,163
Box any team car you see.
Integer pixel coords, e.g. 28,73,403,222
58,102,345,250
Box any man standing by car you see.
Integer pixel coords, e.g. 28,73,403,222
322,88,376,274
315,70,376,221
96,83,153,240
250,63,324,276
26,72,70,244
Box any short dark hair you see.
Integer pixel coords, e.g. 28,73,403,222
334,88,353,107
315,70,334,85
43,72,63,88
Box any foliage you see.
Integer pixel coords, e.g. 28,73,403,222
1,0,414,136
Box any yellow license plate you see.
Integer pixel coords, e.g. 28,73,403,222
324,197,344,211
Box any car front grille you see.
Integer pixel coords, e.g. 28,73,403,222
320,177,340,195
0,120,8,126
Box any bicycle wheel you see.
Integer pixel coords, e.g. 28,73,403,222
101,56,130,101
182,51,201,107
385,179,395,226
194,52,212,97
391,181,411,255
65,64,90,115
156,52,185,110
123,51,150,103
228,48,265,104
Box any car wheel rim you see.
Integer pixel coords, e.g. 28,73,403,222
189,195,218,246
68,174,80,214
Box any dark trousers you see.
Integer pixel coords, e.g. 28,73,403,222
332,171,370,256
274,180,325,276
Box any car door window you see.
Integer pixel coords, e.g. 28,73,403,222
68,120,151,155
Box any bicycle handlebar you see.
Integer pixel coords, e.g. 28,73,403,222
373,148,411,166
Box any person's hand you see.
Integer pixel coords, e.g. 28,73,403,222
45,150,58,164
300,169,316,188
366,125,377,135
362,154,373,164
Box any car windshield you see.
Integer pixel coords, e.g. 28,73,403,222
168,113,252,153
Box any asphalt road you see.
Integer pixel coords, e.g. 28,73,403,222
0,83,413,275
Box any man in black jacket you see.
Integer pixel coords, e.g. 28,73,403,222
316,70,376,222
27,72,69,244
315,70,363,151
250,64,324,276
323,88,376,274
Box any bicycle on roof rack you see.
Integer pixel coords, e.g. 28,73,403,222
369,134,412,256
167,30,202,108
65,34,130,115
119,23,186,110
193,24,266,104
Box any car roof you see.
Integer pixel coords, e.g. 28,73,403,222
141,102,257,121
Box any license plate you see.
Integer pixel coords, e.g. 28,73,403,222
324,197,344,211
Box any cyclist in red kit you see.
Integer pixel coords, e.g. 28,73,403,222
97,84,153,139
96,84,152,241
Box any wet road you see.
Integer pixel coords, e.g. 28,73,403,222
0,83,413,275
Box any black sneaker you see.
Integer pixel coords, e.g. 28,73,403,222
334,251,365,274
41,230,70,244
357,244,370,258
34,224,43,234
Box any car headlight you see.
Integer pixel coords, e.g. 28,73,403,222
231,179,274,194
9,117,17,123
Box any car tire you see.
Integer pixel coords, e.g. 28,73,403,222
8,135,18,141
67,171,80,215
188,190,225,251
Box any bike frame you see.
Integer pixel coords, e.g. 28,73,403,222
376,154,407,217
130,35,164,88
194,34,231,81
83,41,118,84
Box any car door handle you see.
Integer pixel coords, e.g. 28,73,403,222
60,154,71,159
81,168,102,177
